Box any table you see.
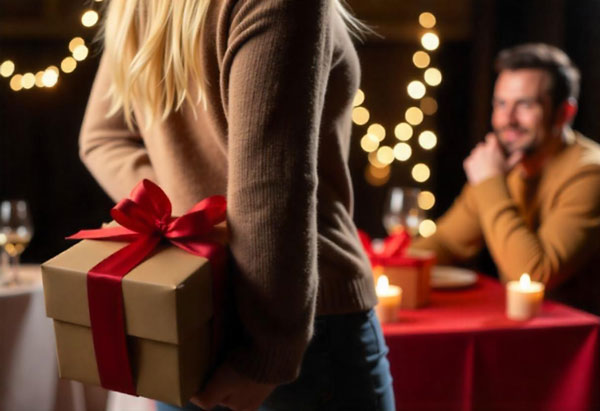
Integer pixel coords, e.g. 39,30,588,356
0,265,108,411
383,274,600,411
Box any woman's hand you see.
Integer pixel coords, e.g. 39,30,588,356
191,363,276,411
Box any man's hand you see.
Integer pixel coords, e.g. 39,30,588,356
463,133,523,185
191,363,277,411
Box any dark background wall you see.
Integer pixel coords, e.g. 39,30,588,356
1,0,599,267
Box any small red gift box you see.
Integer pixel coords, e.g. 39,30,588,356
360,230,435,309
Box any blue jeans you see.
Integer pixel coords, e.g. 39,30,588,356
157,309,395,411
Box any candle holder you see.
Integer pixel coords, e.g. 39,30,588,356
506,273,545,321
375,275,402,323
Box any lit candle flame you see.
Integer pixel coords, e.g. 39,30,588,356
520,273,531,288
377,275,390,290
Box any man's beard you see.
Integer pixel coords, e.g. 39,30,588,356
494,127,539,157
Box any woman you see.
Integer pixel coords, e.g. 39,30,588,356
79,0,394,409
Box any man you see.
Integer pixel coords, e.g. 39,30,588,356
413,43,600,314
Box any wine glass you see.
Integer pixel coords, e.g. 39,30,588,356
0,200,33,285
382,187,424,237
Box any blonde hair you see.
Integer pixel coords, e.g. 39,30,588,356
103,0,368,130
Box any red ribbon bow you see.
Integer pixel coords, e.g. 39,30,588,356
68,179,226,395
358,229,419,267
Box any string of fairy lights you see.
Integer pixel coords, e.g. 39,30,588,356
0,0,103,91
353,12,441,238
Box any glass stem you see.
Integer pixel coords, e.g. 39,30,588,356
9,253,20,285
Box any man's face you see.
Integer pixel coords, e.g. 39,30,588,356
491,69,555,156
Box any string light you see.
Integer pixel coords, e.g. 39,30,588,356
407,80,426,99
394,123,413,141
81,10,99,27
1,60,15,78
418,191,436,210
2,1,104,91
412,163,431,183
367,123,386,141
405,107,424,125
419,12,437,29
376,146,395,165
420,97,438,115
412,51,430,69
419,219,437,237
21,73,36,89
424,68,442,86
353,89,365,106
352,107,370,125
421,33,440,51
393,143,412,161
360,134,380,153
354,9,442,216
418,131,437,149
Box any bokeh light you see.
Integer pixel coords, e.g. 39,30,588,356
394,122,413,141
421,32,440,51
61,57,77,73
35,71,45,87
365,164,390,186
21,72,35,89
393,143,412,161
73,45,89,61
418,191,436,210
412,163,431,182
69,37,85,53
352,107,370,125
419,12,437,29
376,146,395,165
353,89,365,107
424,68,442,86
418,130,437,150
1,60,15,78
360,134,380,153
367,123,386,141
419,219,437,237
81,10,99,27
407,80,426,99
412,51,430,69
405,107,424,126
420,97,438,115
10,74,23,91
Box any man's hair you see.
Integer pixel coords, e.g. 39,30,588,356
495,43,580,108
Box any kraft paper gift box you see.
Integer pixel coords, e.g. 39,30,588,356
375,249,435,309
41,179,227,406
360,229,435,309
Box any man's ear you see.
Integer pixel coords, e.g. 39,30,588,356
555,98,578,127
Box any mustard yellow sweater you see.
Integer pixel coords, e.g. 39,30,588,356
79,0,377,384
414,131,600,314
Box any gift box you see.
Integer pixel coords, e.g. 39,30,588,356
360,230,436,309
374,248,435,309
42,180,227,406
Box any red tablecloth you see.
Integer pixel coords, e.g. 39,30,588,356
383,274,600,411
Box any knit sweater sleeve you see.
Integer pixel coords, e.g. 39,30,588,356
222,0,332,383
470,171,600,287
78,55,157,202
412,184,484,264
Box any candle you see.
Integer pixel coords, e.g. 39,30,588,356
506,273,545,321
375,275,402,323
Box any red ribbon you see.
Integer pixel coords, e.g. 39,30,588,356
358,229,423,267
68,179,226,395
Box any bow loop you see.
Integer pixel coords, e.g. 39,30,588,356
128,179,172,221
358,229,411,264
111,199,160,234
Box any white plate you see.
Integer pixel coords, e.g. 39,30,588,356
430,265,477,289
